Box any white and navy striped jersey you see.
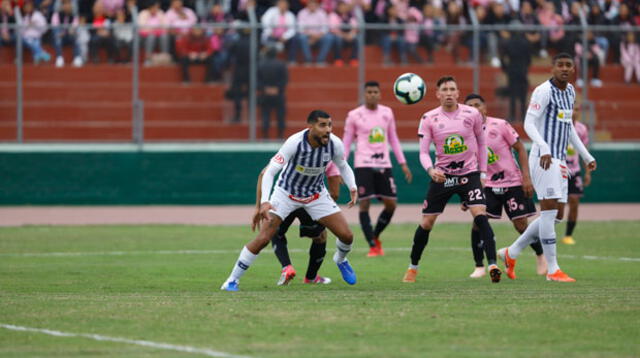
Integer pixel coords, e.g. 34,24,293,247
525,79,576,160
260,129,357,203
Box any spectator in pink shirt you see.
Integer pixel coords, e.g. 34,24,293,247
293,0,332,65
419,3,443,64
100,0,124,17
166,0,198,59
21,0,50,64
261,0,296,62
404,6,423,63
537,1,568,53
328,1,358,66
139,0,169,65
620,31,640,85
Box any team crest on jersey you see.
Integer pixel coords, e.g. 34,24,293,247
369,126,386,143
443,134,468,154
463,118,473,128
322,152,331,161
487,147,499,164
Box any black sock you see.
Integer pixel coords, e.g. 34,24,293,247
410,226,430,266
373,209,395,238
271,234,291,268
474,215,497,265
530,239,544,256
305,241,326,280
565,221,577,236
471,228,484,267
359,211,375,247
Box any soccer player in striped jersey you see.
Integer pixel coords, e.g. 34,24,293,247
463,94,546,278
498,53,597,283
403,76,502,284
221,110,359,291
343,81,413,257
252,162,343,285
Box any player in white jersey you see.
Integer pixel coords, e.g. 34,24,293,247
498,53,597,283
221,110,359,291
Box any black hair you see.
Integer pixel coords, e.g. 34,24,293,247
307,110,331,124
364,81,380,88
464,93,485,103
436,76,456,88
552,52,573,64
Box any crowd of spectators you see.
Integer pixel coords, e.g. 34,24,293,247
0,0,638,83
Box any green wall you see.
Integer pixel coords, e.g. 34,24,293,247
1,149,638,204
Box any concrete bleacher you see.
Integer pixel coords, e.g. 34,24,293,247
1,45,638,142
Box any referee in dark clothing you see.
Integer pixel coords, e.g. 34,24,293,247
258,46,289,139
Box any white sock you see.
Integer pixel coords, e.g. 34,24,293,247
508,217,541,259
227,246,258,282
333,239,351,264
539,210,560,274
409,264,418,270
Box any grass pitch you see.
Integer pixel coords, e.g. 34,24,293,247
1,221,639,357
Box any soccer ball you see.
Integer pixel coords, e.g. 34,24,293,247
393,73,426,105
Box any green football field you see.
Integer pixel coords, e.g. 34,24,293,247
1,222,639,358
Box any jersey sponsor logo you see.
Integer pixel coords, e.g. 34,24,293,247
444,176,459,188
566,143,576,156
446,160,465,169
371,152,384,159
369,126,386,143
273,153,285,164
443,134,468,154
529,102,541,111
487,147,500,165
492,187,506,195
295,165,324,176
491,171,505,182
460,176,468,184
557,109,572,123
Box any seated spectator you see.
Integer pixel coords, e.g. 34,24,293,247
610,2,635,63
101,0,124,17
380,3,407,65
329,0,358,66
419,2,443,64
294,0,332,66
0,0,16,54
76,15,90,63
261,0,296,62
139,1,169,66
404,6,422,63
165,0,198,59
485,1,511,67
620,31,639,85
21,0,50,64
89,0,116,63
587,2,609,64
113,8,133,63
176,26,217,83
443,0,466,64
574,31,603,88
537,1,569,54
203,3,231,77
51,0,82,67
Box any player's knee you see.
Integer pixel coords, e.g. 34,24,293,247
337,229,354,245
313,231,327,244
513,220,527,234
420,217,435,231
384,201,397,212
473,214,490,229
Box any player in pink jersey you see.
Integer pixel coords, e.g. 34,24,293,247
562,111,591,245
463,94,547,278
343,81,413,257
253,162,342,285
402,76,502,284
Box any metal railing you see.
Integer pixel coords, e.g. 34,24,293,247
4,5,639,143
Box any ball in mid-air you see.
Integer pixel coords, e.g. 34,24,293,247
393,73,426,105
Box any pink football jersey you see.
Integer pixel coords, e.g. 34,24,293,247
343,104,407,168
485,117,523,188
418,104,487,176
566,121,589,175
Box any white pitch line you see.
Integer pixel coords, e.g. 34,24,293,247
0,323,253,358
1,248,639,262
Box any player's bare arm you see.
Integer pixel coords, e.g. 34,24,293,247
512,139,534,197
328,175,342,201
401,163,413,183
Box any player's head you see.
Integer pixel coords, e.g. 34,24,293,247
464,93,487,118
307,110,332,147
364,81,381,108
551,52,575,84
435,76,459,108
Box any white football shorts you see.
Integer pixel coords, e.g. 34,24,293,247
529,154,568,204
269,187,341,222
